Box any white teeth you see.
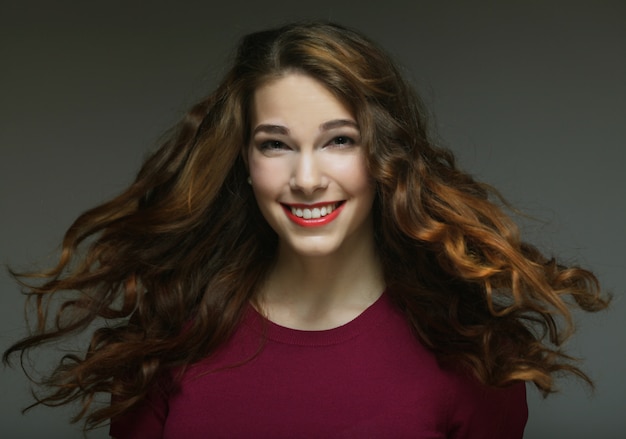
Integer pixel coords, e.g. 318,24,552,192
290,203,337,219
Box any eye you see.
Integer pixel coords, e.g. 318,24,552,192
259,140,288,151
328,136,355,147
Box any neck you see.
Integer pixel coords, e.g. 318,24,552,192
257,233,385,330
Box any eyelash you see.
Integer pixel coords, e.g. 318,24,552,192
258,136,356,151
328,136,355,147
259,140,287,150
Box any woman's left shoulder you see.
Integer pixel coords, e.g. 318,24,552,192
442,370,528,439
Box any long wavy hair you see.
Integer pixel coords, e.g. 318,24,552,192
4,21,608,430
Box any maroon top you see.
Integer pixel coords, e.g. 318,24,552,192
110,293,527,438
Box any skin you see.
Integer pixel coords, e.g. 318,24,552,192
247,73,385,330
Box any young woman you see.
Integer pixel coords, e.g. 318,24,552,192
4,21,608,438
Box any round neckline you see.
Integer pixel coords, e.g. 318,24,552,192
243,291,391,346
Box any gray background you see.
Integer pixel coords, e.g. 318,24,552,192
1,1,624,438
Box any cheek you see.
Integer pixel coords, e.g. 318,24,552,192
327,155,372,192
248,156,287,200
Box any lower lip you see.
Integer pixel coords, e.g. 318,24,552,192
283,203,345,227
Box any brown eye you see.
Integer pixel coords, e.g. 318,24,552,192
329,136,354,147
260,140,287,150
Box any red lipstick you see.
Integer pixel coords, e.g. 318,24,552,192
282,202,345,227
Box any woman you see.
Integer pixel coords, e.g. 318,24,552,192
4,21,608,438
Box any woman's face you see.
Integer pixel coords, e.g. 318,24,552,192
247,73,376,258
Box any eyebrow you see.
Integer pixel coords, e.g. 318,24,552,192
320,119,359,131
252,119,359,136
252,124,290,136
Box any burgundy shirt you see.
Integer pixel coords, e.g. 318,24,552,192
110,293,527,438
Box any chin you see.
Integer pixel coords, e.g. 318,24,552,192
282,238,344,258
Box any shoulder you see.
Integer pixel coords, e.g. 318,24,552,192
442,369,528,439
382,293,528,437
109,372,172,439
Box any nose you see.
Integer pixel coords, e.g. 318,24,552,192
290,150,327,194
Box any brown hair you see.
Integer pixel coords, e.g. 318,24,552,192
3,21,609,430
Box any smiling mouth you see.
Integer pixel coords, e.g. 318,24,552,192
288,202,341,219
281,201,345,227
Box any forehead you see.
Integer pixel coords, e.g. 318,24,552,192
250,73,355,127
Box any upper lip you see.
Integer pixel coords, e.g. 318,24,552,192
282,201,343,208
